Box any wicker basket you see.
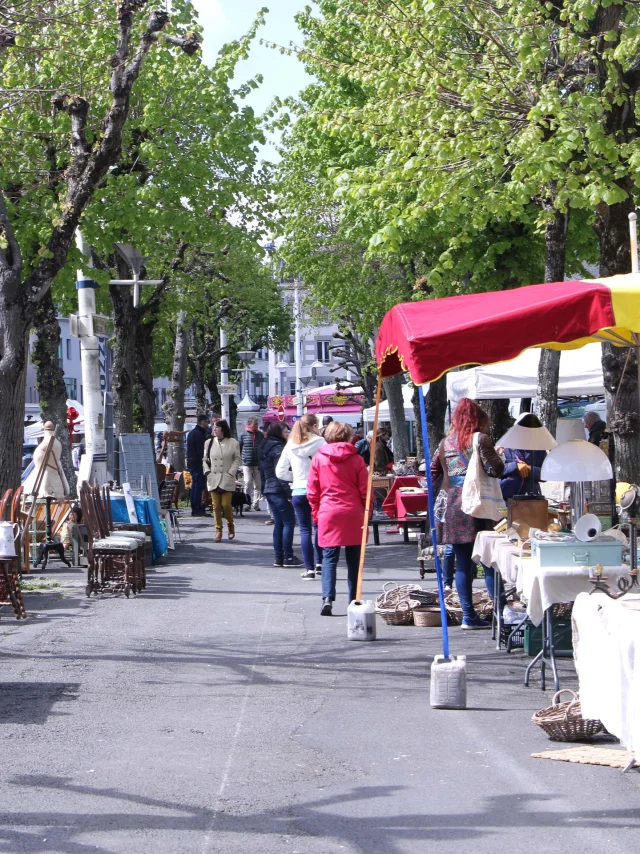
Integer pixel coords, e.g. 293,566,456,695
375,582,421,625
412,606,442,627
532,689,604,742
444,590,493,625
408,589,439,607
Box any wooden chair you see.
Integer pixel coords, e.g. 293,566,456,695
159,479,181,543
79,484,138,598
100,486,147,591
0,488,27,619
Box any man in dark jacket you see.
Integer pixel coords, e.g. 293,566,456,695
186,414,210,516
239,416,265,510
584,411,608,446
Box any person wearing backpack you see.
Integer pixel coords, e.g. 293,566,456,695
431,398,504,629
276,414,326,578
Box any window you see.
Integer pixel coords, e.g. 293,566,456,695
289,381,296,395
57,342,63,370
64,378,77,399
66,339,71,360
317,341,331,362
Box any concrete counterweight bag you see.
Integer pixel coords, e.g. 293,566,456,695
461,432,503,521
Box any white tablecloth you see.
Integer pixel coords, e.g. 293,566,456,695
573,591,640,761
472,531,522,585
518,561,628,626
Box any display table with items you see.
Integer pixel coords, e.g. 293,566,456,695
472,526,630,690
370,475,428,545
573,590,640,766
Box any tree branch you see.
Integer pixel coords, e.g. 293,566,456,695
0,189,22,279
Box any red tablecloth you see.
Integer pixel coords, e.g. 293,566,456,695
382,476,427,519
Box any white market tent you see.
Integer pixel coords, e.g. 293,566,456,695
447,343,604,402
363,383,416,424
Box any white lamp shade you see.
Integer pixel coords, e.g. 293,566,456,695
497,413,557,451
540,440,613,482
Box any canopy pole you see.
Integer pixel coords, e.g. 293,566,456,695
418,385,450,659
355,370,383,602
629,212,638,273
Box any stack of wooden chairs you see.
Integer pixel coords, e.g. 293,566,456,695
0,488,27,619
79,484,147,598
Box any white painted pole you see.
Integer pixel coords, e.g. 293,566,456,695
294,279,303,418
220,326,229,421
75,231,107,486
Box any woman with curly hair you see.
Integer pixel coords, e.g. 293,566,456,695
431,398,504,629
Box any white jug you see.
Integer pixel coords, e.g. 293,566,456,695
0,521,19,559
347,600,377,641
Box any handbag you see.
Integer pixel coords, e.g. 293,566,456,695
461,433,503,521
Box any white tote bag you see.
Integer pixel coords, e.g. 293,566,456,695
461,432,503,521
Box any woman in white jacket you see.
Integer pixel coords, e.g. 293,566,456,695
276,414,326,578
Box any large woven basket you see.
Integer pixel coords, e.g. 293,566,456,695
412,606,441,627
532,689,604,742
444,590,493,625
375,582,421,625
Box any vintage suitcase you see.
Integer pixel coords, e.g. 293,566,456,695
530,537,624,567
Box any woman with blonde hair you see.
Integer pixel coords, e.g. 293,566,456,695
276,413,326,578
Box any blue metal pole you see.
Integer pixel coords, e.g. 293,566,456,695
418,385,450,659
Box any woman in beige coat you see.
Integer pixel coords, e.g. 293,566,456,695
203,419,241,542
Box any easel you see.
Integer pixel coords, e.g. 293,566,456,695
21,436,71,571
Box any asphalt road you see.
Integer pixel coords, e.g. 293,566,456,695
0,510,638,853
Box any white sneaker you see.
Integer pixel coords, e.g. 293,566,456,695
444,585,452,593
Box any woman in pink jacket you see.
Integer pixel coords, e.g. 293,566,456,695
307,421,369,616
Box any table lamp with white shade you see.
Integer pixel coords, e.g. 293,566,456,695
540,439,613,527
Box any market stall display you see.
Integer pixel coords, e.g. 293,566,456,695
381,476,426,519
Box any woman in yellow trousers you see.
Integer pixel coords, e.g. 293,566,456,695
203,419,241,542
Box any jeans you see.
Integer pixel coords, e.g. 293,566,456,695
443,544,455,588
243,465,263,506
482,563,505,609
291,495,323,571
452,542,478,621
189,468,206,514
321,545,361,603
266,493,296,563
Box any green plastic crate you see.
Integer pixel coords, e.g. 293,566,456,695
523,620,573,656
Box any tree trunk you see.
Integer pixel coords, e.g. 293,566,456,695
536,208,569,437
32,288,77,497
206,364,222,417
164,309,188,470
595,197,640,483
382,373,409,460
0,285,29,492
110,283,137,435
478,399,512,444
135,319,156,441
425,374,448,458
411,386,424,465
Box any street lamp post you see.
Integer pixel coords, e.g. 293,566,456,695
293,278,303,417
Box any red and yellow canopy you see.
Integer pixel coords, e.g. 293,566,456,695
376,274,640,385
